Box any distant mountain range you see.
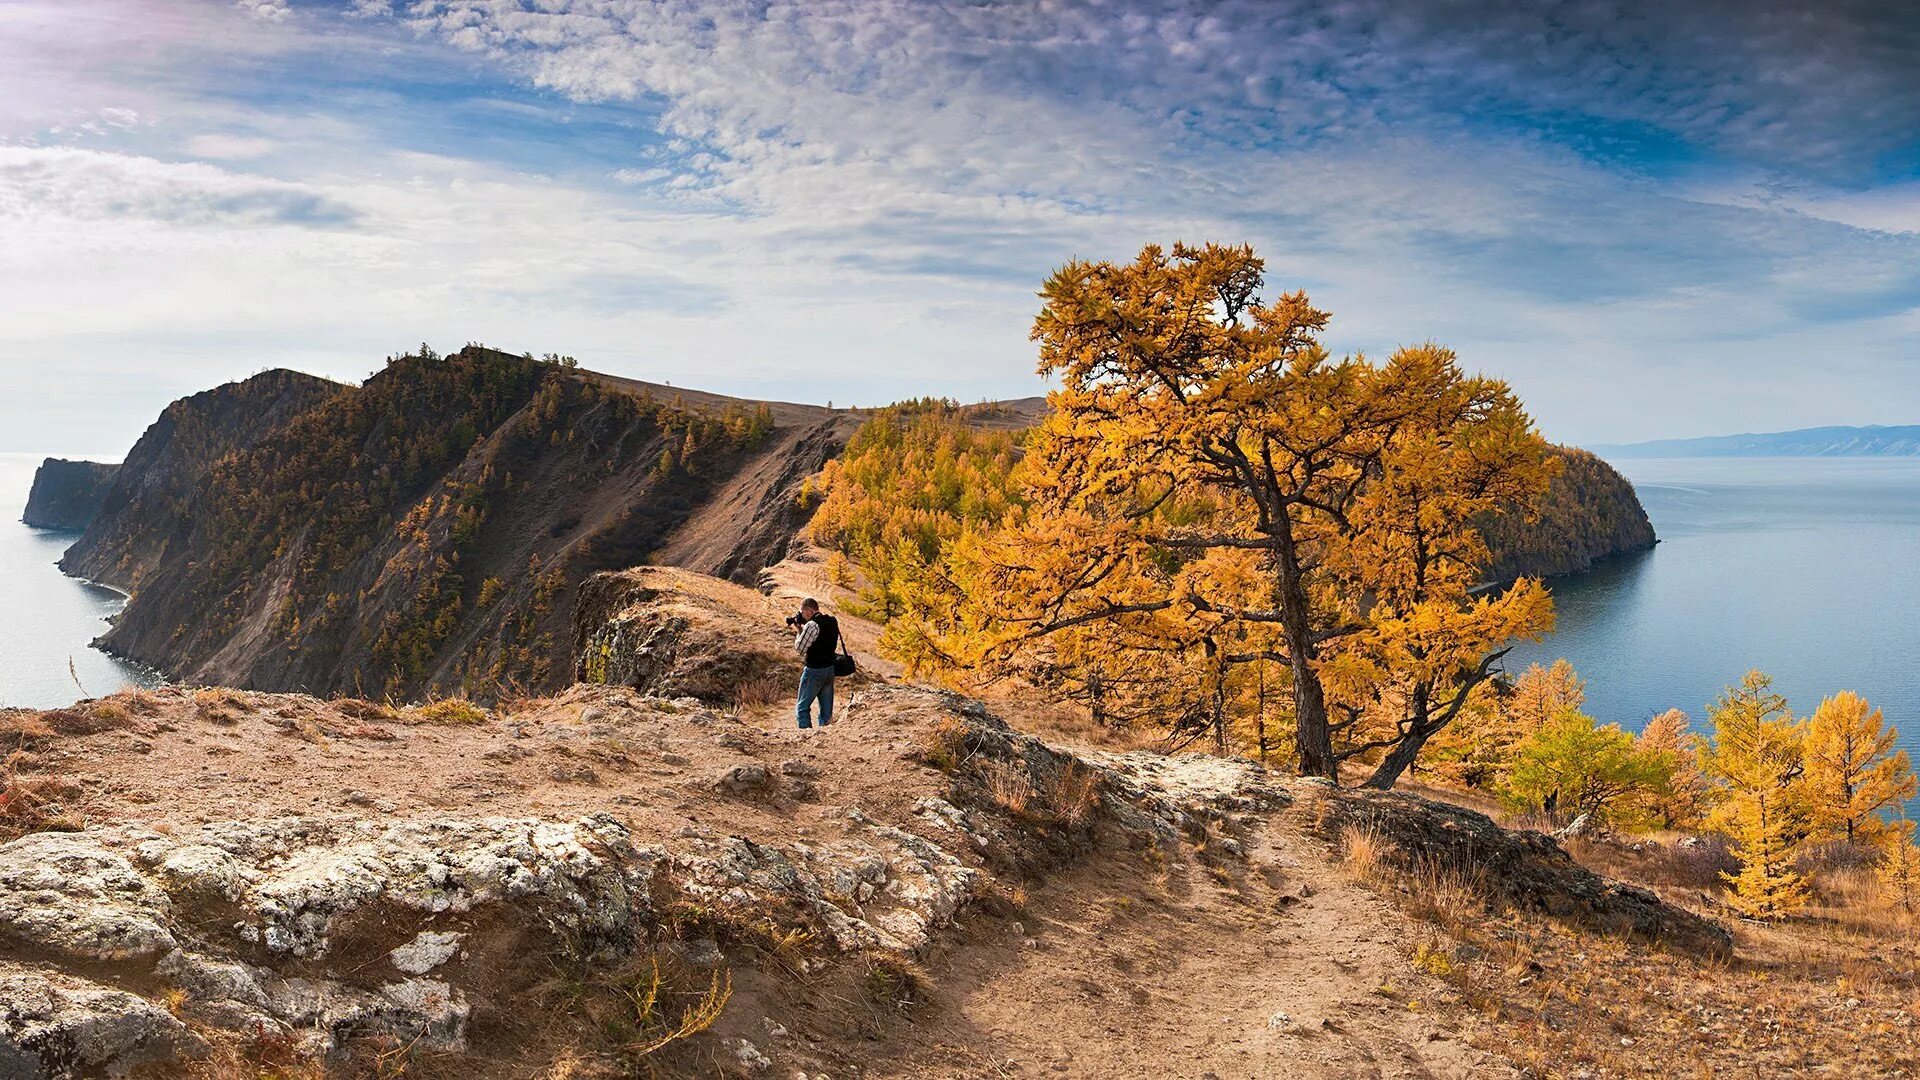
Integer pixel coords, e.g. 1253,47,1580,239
1590,424,1920,458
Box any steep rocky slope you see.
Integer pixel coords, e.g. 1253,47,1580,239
1480,446,1657,581
48,358,1644,704
20,460,119,531
56,349,859,702
61,369,341,578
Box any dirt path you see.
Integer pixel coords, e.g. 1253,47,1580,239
870,818,1512,1079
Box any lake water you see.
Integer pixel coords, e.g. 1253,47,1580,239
0,453,157,708
1511,457,1920,771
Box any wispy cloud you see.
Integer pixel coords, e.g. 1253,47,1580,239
0,0,1915,454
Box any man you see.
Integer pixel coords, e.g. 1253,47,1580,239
790,597,840,729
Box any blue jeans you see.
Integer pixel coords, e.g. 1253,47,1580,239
796,665,835,728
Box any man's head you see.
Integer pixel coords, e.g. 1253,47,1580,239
800,598,819,617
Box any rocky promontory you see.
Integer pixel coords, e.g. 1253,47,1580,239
1480,446,1657,581
20,459,118,531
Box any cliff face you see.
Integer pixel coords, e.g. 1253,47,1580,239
61,368,343,586
1481,446,1657,582
62,348,858,701
20,458,119,530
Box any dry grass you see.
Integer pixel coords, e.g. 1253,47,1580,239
1045,759,1102,827
526,949,734,1076
982,761,1034,816
862,951,932,1014
1341,825,1490,935
406,698,490,726
192,687,242,725
731,672,790,714
35,697,139,737
335,697,401,724
917,713,974,772
0,768,84,841
1347,808,1920,1076
0,712,55,750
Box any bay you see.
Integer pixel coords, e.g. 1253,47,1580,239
0,453,157,708
1511,457,1920,775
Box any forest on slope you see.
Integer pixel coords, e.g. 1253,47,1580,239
1477,446,1657,581
57,347,836,701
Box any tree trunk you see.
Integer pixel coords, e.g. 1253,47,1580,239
1291,661,1334,779
1363,685,1433,790
1272,525,1335,780
1364,729,1430,789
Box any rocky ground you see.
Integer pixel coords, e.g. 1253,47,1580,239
0,661,1739,1079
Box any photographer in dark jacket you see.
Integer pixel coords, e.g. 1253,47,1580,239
787,598,839,729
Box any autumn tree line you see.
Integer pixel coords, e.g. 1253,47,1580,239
806,241,1917,921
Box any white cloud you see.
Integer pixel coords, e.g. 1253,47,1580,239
235,0,293,23
0,146,358,227
183,133,276,160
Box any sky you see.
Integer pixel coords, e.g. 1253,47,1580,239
2,0,1918,456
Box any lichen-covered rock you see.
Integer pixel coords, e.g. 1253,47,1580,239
717,762,772,796
0,967,207,1078
134,814,659,960
0,834,177,964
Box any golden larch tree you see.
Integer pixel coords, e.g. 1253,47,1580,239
1703,671,1811,920
1801,690,1914,846
1878,819,1920,915
1508,659,1586,732
967,242,1555,781
1635,708,1713,829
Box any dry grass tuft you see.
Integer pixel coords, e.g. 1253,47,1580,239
862,951,932,1013
1340,824,1389,881
1045,759,1102,827
335,697,400,723
1339,824,1487,933
0,712,55,750
731,672,790,714
530,951,732,1072
38,699,136,736
406,698,490,726
981,761,1034,817
192,687,242,725
0,760,84,842
918,713,973,772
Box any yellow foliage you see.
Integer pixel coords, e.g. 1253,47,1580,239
1634,708,1713,829
1877,820,1920,914
963,242,1555,783
806,400,1023,674
1802,690,1914,846
1704,671,1812,920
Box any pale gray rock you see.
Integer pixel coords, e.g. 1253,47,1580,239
388,931,464,976
0,967,207,1077
0,834,176,964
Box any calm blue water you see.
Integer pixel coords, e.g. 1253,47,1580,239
0,454,157,708
1511,458,1920,772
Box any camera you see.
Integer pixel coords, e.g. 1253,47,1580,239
785,611,806,629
